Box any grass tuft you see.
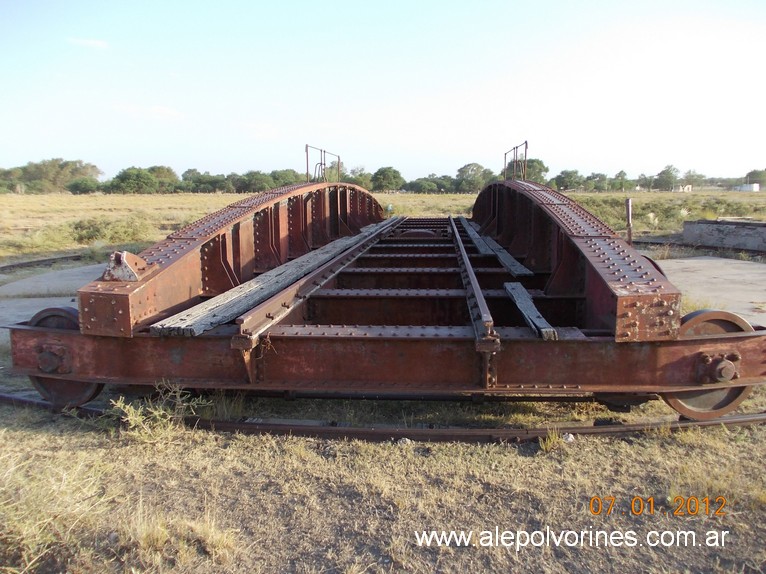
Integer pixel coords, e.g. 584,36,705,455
109,383,211,444
196,391,249,420
680,296,719,316
120,494,240,569
538,428,564,453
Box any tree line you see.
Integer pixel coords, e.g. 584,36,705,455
1,158,764,196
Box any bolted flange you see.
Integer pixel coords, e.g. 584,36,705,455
697,352,741,384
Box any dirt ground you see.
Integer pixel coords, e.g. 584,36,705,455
1,401,765,573
1,254,765,573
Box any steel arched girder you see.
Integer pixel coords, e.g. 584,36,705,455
472,180,682,342
77,183,384,337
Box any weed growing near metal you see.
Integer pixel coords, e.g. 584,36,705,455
538,428,564,453
109,383,211,444
2,400,764,573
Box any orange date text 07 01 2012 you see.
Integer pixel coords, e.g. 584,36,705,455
588,496,727,517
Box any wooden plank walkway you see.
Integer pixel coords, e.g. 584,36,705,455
150,220,394,337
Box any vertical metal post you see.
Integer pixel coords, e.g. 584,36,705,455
625,198,633,246
305,145,341,184
321,150,326,181
503,141,528,181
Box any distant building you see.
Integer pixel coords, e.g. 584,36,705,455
733,183,760,192
672,184,693,192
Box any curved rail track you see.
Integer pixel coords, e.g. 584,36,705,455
1,387,764,444
5,179,766,426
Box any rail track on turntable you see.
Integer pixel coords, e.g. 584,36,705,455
4,176,766,435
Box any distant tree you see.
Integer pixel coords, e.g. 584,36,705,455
406,178,439,193
405,174,457,193
66,177,101,195
0,159,102,193
108,167,159,194
428,174,456,193
226,171,272,193
504,158,548,183
347,167,373,190
553,170,584,191
245,171,275,192
704,176,740,189
456,163,495,194
371,167,405,191
745,169,766,187
682,170,705,189
270,169,304,188
611,170,628,191
28,159,101,192
219,171,259,193
0,167,25,193
524,158,549,184
179,170,234,193
321,160,347,183
655,165,680,191
182,168,201,182
148,165,180,193
584,173,608,192
226,172,245,192
637,173,654,191
147,165,178,181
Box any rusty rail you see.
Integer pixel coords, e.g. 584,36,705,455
1,389,764,444
6,177,766,422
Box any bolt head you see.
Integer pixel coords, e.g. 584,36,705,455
714,359,737,382
37,350,61,374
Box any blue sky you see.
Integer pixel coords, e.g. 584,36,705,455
1,0,764,182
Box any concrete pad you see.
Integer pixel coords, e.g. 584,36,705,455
0,263,104,298
0,263,101,348
0,296,79,347
657,256,766,326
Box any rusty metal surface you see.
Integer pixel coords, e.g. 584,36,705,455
77,183,384,337
473,180,681,341
187,409,766,443
233,217,402,341
7,178,766,420
9,321,766,393
449,217,500,371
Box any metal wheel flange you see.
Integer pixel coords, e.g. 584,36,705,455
27,307,104,409
662,310,753,421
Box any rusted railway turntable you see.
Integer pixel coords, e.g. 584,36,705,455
7,180,766,420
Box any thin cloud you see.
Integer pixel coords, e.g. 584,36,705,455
67,37,109,49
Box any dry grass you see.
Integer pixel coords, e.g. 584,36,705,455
1,392,765,573
680,296,720,316
568,190,766,235
0,193,238,261
2,190,766,262
2,190,766,572
0,356,764,573
372,193,475,218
